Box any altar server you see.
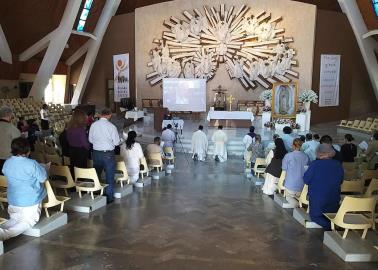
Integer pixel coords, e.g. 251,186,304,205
191,125,208,161
242,126,256,159
212,125,228,162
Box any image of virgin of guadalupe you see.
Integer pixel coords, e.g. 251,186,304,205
275,85,295,116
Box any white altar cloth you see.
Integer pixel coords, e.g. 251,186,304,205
207,111,254,122
125,110,144,121
162,119,184,130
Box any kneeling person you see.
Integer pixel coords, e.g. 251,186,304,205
0,137,47,240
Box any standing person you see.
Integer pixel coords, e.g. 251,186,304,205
120,131,144,183
320,135,343,162
304,144,344,230
301,133,319,162
40,104,50,130
341,134,357,163
242,126,256,159
66,110,90,169
0,137,47,240
282,138,309,207
313,134,320,142
262,138,287,195
247,134,264,169
191,125,208,161
364,132,378,169
0,106,21,174
282,126,294,152
161,124,176,148
89,108,120,204
27,119,40,151
212,125,228,162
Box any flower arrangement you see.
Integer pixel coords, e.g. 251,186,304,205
291,122,300,130
259,90,272,101
298,89,318,104
262,106,271,112
264,121,275,128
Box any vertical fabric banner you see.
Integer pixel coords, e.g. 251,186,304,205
113,53,129,102
319,54,341,107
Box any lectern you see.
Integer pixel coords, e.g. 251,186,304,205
154,107,168,132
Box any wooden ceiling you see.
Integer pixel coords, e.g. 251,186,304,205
116,0,342,14
0,0,376,69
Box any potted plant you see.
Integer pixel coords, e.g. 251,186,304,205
298,89,318,111
259,90,272,108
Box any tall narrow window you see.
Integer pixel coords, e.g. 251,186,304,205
76,0,93,32
373,0,378,16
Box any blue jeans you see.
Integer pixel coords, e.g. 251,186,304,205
92,150,115,200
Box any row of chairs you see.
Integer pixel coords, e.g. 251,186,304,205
338,117,378,134
276,170,378,239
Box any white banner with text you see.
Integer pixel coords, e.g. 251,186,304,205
113,53,129,102
319,54,341,107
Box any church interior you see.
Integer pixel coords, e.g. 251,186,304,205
0,0,378,269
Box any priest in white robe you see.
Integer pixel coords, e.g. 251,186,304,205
212,125,228,162
191,125,208,161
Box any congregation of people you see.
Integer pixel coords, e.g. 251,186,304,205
1,101,378,241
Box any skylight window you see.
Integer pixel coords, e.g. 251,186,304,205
76,0,93,32
373,0,378,16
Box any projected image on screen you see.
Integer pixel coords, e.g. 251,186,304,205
163,79,206,112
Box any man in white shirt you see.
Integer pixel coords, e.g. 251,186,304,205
89,108,120,203
161,124,176,148
191,125,208,161
212,125,228,162
242,126,256,160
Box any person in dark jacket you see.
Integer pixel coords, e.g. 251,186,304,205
340,134,357,162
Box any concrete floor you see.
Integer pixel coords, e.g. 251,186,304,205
1,155,377,269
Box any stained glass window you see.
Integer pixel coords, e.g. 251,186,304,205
373,0,378,16
76,0,93,32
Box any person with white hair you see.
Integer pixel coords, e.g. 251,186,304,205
0,106,21,173
303,143,344,230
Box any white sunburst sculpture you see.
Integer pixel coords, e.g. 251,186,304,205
146,4,299,90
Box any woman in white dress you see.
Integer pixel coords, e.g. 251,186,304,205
120,131,144,183
262,138,287,195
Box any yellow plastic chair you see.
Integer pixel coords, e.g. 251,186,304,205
0,217,6,225
0,176,7,210
361,122,373,131
364,178,378,197
361,170,378,186
351,120,360,128
87,159,93,168
298,184,309,212
74,167,108,199
324,196,376,239
346,121,353,127
147,153,163,172
49,165,76,196
357,121,366,130
139,157,149,179
45,154,62,165
42,180,70,218
338,120,347,127
341,179,364,194
342,162,357,171
163,147,175,165
115,161,130,187
253,158,266,178
277,171,286,195
366,117,374,122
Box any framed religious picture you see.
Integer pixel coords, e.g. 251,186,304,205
272,82,298,118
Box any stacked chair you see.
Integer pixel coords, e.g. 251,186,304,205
338,117,378,134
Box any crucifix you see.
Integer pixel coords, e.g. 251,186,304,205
226,94,235,111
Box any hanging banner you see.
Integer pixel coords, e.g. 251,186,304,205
319,54,341,107
113,53,129,102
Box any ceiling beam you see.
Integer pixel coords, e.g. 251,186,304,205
71,0,122,105
0,24,12,64
19,30,56,62
65,40,90,66
71,30,98,40
28,0,82,100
